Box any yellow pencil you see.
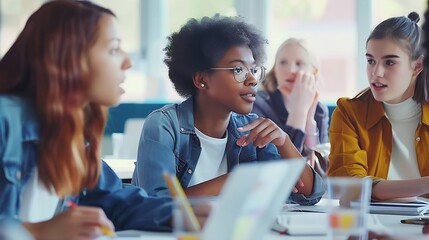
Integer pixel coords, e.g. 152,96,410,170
100,226,116,237
162,172,201,231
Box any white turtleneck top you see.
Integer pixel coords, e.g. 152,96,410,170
383,97,421,180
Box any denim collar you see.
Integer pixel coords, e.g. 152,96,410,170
22,114,39,143
177,97,196,134
3,96,39,142
177,96,242,140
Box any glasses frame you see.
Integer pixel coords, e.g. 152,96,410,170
209,66,266,83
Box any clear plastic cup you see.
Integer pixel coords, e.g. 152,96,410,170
326,177,372,240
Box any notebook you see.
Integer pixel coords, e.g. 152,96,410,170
201,159,305,240
368,201,429,216
347,196,429,216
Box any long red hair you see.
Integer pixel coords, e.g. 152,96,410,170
0,0,115,196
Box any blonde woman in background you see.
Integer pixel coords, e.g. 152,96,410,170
253,38,329,165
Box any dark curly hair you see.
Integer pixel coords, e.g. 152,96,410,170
164,14,268,98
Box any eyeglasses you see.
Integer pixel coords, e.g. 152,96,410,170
209,66,266,83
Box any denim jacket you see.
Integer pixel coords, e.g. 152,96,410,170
132,97,324,205
0,95,172,231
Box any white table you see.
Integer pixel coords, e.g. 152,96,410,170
106,211,425,240
275,211,424,239
95,167,427,239
97,193,428,239
104,158,135,180
275,200,425,239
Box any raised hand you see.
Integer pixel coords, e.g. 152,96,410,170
284,71,317,131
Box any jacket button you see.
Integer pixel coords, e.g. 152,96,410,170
187,169,193,174
416,137,421,142
16,170,21,180
180,128,184,132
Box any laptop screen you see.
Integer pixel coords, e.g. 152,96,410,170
202,159,306,240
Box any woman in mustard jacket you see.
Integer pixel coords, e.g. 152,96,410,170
328,12,429,201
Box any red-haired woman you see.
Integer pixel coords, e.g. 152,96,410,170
0,1,173,239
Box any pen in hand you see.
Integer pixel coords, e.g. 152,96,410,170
66,200,116,237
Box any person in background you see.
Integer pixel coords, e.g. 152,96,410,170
252,38,329,168
0,1,177,239
252,38,329,176
132,15,325,206
327,12,429,201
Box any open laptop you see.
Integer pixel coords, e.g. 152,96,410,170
114,159,305,239
202,158,305,240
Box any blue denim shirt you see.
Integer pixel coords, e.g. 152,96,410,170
132,97,324,205
0,95,172,231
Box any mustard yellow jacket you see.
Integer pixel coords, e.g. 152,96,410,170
328,90,429,179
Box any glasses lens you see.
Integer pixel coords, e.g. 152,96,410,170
233,67,246,82
253,67,261,81
232,66,265,82
253,67,265,82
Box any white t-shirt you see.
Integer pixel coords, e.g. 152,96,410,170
384,97,421,180
188,128,228,187
19,168,59,222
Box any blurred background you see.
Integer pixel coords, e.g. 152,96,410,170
1,0,426,157
2,0,426,103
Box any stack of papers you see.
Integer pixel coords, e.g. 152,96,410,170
366,196,429,215
369,201,429,216
284,197,429,216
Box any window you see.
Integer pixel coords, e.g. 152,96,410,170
1,0,427,104
0,0,43,54
372,0,426,28
270,0,358,103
